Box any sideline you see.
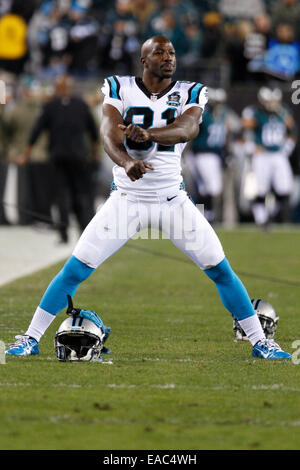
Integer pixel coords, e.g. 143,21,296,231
0,226,78,287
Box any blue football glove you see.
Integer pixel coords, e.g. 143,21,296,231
102,326,111,354
78,308,104,330
103,326,111,343
78,309,111,354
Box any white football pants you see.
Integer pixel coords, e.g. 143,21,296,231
252,151,294,196
185,152,223,196
73,188,225,270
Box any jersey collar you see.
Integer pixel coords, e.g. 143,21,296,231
135,77,177,101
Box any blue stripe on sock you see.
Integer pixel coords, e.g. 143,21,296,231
40,256,95,315
204,258,255,321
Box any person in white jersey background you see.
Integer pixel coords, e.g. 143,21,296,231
6,35,290,360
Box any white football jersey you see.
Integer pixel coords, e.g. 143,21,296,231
101,75,208,194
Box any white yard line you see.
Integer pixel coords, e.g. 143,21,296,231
0,226,79,287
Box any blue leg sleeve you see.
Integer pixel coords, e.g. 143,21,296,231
40,256,95,315
204,258,255,321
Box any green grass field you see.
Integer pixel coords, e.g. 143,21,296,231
1,227,300,450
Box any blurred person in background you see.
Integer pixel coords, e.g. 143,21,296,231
28,0,100,79
144,0,199,47
243,13,271,82
0,78,15,225
247,20,300,81
264,22,300,80
0,0,35,75
3,79,53,226
245,13,271,60
180,20,202,69
98,0,140,75
27,0,71,79
5,79,50,166
201,11,224,61
242,86,297,228
0,10,28,76
18,74,100,243
271,0,300,40
67,1,99,77
224,19,254,83
159,0,199,27
0,78,15,164
219,0,266,21
145,8,190,65
141,0,199,35
185,87,240,224
131,0,158,38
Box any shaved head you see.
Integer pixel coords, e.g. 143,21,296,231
141,36,174,59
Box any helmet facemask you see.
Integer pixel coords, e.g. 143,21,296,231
55,330,103,362
233,299,279,341
54,296,106,362
257,314,278,339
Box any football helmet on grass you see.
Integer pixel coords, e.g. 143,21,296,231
54,295,111,361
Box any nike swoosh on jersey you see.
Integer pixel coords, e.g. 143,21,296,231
167,195,178,201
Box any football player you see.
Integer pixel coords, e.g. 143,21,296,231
242,86,297,227
6,36,290,360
